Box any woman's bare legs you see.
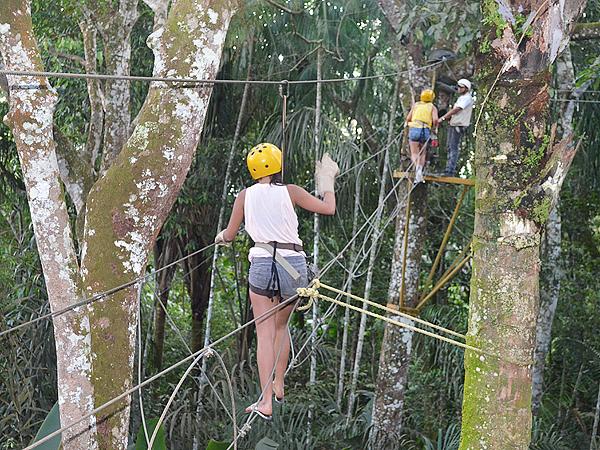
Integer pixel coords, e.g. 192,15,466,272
409,140,427,182
246,291,278,416
409,140,421,167
273,300,295,399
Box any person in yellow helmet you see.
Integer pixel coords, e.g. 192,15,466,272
405,89,439,184
215,143,339,420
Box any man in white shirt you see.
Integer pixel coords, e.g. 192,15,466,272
437,79,474,176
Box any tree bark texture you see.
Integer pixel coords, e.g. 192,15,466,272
531,44,578,416
371,181,428,447
81,0,235,444
0,2,96,448
369,11,431,441
85,0,139,174
459,1,586,448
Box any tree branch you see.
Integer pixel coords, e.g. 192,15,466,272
265,0,302,15
571,21,600,41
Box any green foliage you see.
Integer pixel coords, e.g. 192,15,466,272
30,403,61,450
135,418,167,450
1,0,599,448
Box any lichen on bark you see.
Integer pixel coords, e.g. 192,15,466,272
0,1,96,447
81,0,236,447
459,1,586,448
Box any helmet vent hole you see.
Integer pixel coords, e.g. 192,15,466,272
258,149,262,153
265,165,269,168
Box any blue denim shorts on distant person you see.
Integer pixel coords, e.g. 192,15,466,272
408,127,431,143
249,256,308,300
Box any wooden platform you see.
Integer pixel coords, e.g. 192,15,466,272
393,171,475,186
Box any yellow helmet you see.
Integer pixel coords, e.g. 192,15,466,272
420,89,435,102
247,143,282,180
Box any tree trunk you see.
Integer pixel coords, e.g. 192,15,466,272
80,18,104,170
371,179,428,445
347,79,398,419
369,21,431,443
81,1,235,447
533,46,600,417
0,3,96,447
310,45,323,388
459,2,586,448
152,237,178,370
87,0,139,173
182,241,212,353
532,204,561,415
336,168,362,409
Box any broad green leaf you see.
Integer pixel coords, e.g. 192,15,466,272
30,402,61,450
135,418,166,450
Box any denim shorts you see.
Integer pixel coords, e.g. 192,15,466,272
408,127,431,143
249,255,308,300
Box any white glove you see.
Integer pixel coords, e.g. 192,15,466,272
214,230,231,246
315,153,340,195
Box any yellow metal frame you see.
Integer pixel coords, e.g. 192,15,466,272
393,171,474,315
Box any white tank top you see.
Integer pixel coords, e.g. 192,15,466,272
244,183,304,260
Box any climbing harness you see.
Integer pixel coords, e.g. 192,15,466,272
254,241,303,300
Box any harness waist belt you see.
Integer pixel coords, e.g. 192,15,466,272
255,242,303,252
254,242,303,280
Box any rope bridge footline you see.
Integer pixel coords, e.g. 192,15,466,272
297,279,482,355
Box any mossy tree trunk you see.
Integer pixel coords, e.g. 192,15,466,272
1,0,236,448
81,0,235,446
0,3,96,448
459,1,586,448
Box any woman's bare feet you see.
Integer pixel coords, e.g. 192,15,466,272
245,401,272,419
273,380,284,402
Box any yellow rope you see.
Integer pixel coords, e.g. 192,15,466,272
316,292,483,354
296,286,318,311
316,281,466,340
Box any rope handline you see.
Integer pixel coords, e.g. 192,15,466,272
298,285,482,354
151,283,237,425
279,80,289,180
316,281,466,340
23,292,302,450
0,61,443,88
0,242,218,338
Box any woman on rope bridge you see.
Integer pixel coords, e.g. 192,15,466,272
405,88,439,184
214,143,339,420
